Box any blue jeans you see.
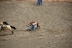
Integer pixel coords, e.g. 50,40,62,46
37,0,42,5
28,25,35,31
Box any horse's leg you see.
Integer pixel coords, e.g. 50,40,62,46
0,26,1,31
0,28,3,32
0,27,5,31
11,31,14,34
6,26,14,34
0,27,1,31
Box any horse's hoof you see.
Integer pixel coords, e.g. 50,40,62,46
11,31,14,34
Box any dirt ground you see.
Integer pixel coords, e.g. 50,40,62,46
0,1,72,48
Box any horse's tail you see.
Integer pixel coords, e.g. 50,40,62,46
10,26,16,30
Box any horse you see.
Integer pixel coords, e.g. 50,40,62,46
26,21,40,31
0,21,16,34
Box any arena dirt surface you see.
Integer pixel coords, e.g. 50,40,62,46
0,1,72,48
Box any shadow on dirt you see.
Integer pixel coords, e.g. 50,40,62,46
0,33,13,36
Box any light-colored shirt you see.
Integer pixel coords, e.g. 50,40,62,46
33,22,37,28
